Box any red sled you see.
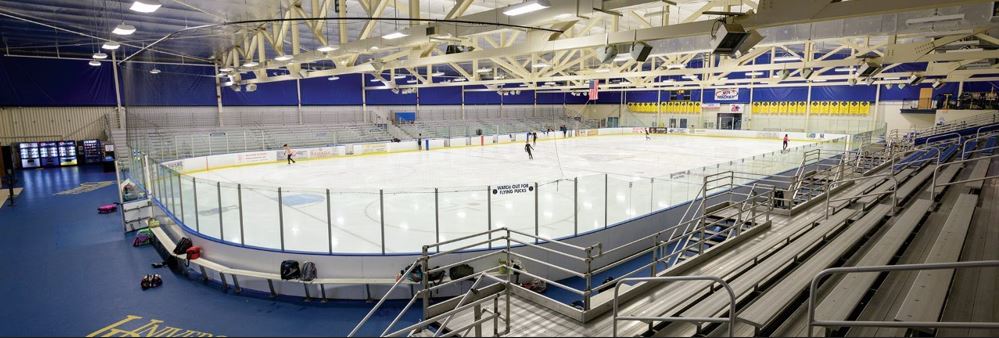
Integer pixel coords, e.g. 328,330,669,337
98,204,118,214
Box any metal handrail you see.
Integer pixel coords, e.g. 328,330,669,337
961,131,999,159
929,153,999,199
613,276,738,337
807,260,999,337
349,257,423,337
824,172,899,219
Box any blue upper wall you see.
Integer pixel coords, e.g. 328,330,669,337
0,55,984,107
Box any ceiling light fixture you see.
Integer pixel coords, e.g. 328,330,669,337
89,60,101,67
834,67,856,72
476,68,492,73
745,71,764,76
683,75,698,80
219,67,233,73
532,62,549,68
112,23,137,36
503,0,550,16
383,32,408,40
328,76,340,81
406,80,418,84
393,75,407,79
129,0,162,13
431,72,445,77
275,55,293,62
593,68,610,73
101,42,120,50
773,55,801,62
149,68,161,74
666,64,685,70
317,45,337,52
92,52,108,60
242,61,259,68
453,78,467,82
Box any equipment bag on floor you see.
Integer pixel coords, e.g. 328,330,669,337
449,264,475,280
280,260,301,280
300,262,317,282
133,230,153,247
97,203,118,214
522,279,547,293
173,237,193,255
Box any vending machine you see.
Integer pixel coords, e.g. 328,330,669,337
18,143,41,169
38,142,60,167
58,141,78,166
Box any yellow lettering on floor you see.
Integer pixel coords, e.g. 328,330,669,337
87,315,224,337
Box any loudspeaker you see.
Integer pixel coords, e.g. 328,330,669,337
630,42,653,62
733,30,764,57
596,45,619,64
446,45,475,54
857,61,883,78
801,69,814,80
710,23,750,56
245,83,257,92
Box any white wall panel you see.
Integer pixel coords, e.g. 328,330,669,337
0,106,111,144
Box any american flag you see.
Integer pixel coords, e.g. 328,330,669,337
588,79,600,100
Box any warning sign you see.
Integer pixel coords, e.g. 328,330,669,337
492,183,534,195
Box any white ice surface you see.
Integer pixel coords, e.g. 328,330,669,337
171,134,810,254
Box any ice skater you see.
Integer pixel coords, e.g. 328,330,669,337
532,131,538,146
525,141,535,160
284,144,297,164
782,134,789,152
645,129,651,141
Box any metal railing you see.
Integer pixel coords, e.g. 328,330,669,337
824,172,899,219
349,227,594,337
612,276,738,337
806,260,999,337
898,111,999,142
930,153,999,200
961,131,999,159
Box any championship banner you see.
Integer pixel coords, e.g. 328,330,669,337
714,88,739,101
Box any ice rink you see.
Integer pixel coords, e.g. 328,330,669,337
169,134,819,254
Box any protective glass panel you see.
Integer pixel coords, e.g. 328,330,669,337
437,187,490,252
490,182,537,242
383,189,436,254
241,185,281,249
537,179,575,239
219,182,242,244
576,174,606,233
180,176,197,230
195,179,221,239
281,188,330,253
329,191,382,253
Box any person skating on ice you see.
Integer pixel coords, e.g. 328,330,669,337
525,141,535,160
782,134,790,152
532,131,538,146
284,144,296,164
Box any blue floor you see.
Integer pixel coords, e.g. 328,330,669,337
0,166,418,336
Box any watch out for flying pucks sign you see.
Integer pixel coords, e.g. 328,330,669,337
493,183,534,195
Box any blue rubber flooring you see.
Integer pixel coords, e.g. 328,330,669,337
0,166,418,336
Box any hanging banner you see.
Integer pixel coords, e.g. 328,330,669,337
727,104,746,114
714,88,739,101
